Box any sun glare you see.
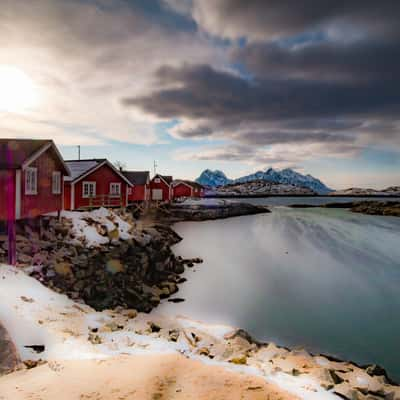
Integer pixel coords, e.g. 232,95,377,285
0,65,40,113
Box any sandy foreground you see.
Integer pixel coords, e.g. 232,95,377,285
0,353,297,400
1,264,399,400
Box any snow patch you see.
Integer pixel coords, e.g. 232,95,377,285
61,207,134,247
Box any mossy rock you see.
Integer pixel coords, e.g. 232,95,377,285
229,355,247,365
108,228,119,240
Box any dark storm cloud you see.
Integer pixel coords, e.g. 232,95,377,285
234,40,400,83
192,0,400,41
237,131,355,146
121,0,400,164
123,63,400,123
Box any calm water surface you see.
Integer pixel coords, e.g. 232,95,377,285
228,195,400,206
160,203,400,380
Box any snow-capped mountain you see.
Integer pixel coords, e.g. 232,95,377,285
215,180,316,196
196,169,232,187
234,168,332,194
196,168,332,194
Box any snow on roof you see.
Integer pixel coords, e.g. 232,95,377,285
65,159,106,180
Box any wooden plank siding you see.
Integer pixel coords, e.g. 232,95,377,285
20,147,65,219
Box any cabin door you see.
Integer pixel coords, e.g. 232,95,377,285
152,189,163,201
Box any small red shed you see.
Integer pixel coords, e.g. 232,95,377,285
172,180,205,199
122,171,150,203
0,139,70,264
64,159,132,210
150,174,173,202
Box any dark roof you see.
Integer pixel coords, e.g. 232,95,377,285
65,159,106,180
122,171,150,185
175,180,204,189
160,175,173,184
64,159,133,186
0,139,52,169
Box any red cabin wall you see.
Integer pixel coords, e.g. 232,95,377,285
150,179,171,201
193,188,204,198
64,182,71,211
73,165,129,210
0,170,16,221
173,184,192,199
21,149,64,219
128,184,149,202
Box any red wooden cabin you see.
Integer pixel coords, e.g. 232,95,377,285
64,159,132,210
0,139,69,264
122,171,150,203
150,174,173,202
172,180,205,199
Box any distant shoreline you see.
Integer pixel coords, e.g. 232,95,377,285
205,194,400,199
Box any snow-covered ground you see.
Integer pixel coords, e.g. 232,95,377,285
0,264,348,400
61,207,134,247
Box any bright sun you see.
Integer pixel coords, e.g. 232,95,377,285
0,65,40,113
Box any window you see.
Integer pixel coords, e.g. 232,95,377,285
25,167,37,195
82,181,96,198
110,182,121,196
154,178,160,183
52,171,61,194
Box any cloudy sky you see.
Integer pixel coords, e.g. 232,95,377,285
1,0,399,189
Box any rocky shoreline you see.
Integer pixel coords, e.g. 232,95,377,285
156,199,270,223
0,209,203,313
0,268,399,400
0,200,268,314
0,200,270,316
290,200,400,217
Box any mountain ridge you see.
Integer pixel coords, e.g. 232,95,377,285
196,168,333,194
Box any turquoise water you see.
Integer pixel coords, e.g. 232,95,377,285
161,207,400,380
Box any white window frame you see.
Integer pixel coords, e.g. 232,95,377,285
109,182,121,197
25,167,38,195
154,178,160,183
82,181,96,198
52,171,62,194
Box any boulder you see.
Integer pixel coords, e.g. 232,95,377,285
0,322,20,376
18,254,33,264
229,355,247,365
54,262,73,277
105,259,125,274
108,228,119,241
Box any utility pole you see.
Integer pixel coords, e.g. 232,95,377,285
153,160,158,176
78,145,81,160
